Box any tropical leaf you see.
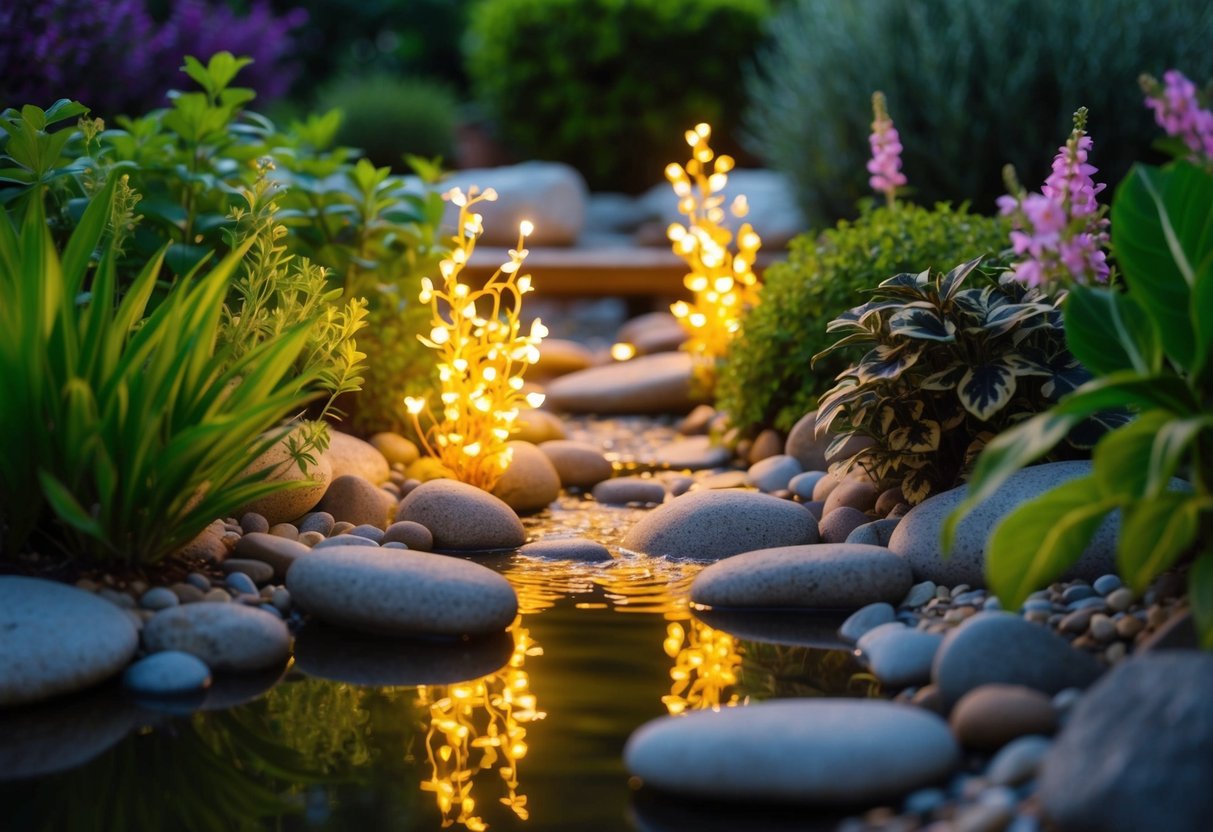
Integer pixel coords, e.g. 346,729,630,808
936,257,982,300
887,419,940,453
888,306,956,341
957,361,1017,421
1063,284,1161,375
982,301,1051,337
1116,493,1204,593
856,344,921,382
921,364,967,390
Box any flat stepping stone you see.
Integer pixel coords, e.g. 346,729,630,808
537,440,613,489
544,351,699,414
142,603,291,672
622,489,817,561
591,476,666,505
642,435,732,470
519,537,613,562
0,577,140,707
888,461,1125,586
287,546,518,638
293,625,515,686
624,699,960,803
690,543,912,609
395,478,525,551
233,532,312,578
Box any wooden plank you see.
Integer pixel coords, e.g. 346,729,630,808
463,246,778,297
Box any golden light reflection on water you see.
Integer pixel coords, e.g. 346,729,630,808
661,619,745,715
416,619,545,830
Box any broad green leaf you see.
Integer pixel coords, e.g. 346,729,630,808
42,99,89,125
1194,259,1213,386
958,361,1016,421
1191,552,1213,650
1117,493,1203,593
1112,162,1213,372
986,476,1118,610
1063,284,1160,375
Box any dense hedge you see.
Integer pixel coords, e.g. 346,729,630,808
465,0,769,192
745,0,1213,226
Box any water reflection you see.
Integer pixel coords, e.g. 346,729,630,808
660,619,744,715
415,619,545,830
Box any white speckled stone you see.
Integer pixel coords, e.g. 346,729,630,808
142,603,291,672
122,651,212,696
624,699,960,803
0,577,140,707
287,546,518,638
621,490,818,561
395,478,525,551
690,544,913,609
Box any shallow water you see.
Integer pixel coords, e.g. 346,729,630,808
1,430,876,831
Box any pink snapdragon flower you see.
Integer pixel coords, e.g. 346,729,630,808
868,91,907,206
1142,69,1213,161
997,109,1109,289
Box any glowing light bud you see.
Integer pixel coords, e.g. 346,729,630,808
667,223,687,242
453,358,469,373
740,231,760,249
708,172,727,192
610,342,636,361
483,366,497,381
689,312,707,328
461,301,477,318
452,248,468,265
430,326,450,345
501,260,519,274
714,276,734,293
671,300,690,318
665,162,684,181
530,319,549,339
463,442,481,457
482,187,499,201
474,396,491,413
688,275,709,292
439,260,455,279
447,187,467,206
509,377,524,390
673,180,691,198
441,391,460,404
517,275,532,293
519,219,534,237
404,396,426,415
525,391,546,408
730,195,749,218
678,236,696,255
714,155,735,174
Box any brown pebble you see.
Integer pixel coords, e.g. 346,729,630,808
170,583,205,604
269,523,299,540
911,684,947,715
203,587,230,603
1105,587,1134,612
874,486,904,517
1115,615,1144,639
747,429,785,464
1104,641,1127,664
1025,610,1050,625
1088,613,1115,642
128,580,148,596
1060,607,1098,634
950,684,1058,750
331,521,355,536
75,578,100,592
220,531,241,551
1147,605,1169,629
298,530,326,547
223,523,243,535
240,512,270,534
935,586,951,600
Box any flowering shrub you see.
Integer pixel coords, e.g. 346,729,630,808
1141,69,1213,163
404,187,547,491
868,92,906,207
996,109,1110,288
665,123,762,393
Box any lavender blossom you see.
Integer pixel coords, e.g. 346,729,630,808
1141,69,1213,162
867,91,907,206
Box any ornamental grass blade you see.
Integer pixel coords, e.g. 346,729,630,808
986,476,1117,611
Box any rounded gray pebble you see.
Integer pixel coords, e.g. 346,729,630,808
314,533,381,550
1093,574,1122,595
220,559,274,586
900,581,937,609
239,512,270,535
271,588,291,613
839,602,896,643
185,573,212,592
225,573,258,596
348,524,385,543
140,587,180,611
1105,587,1134,612
383,541,408,550
383,520,433,550
986,734,1053,786
788,471,826,500
122,651,212,696
298,511,335,536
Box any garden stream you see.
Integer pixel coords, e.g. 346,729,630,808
1,418,875,832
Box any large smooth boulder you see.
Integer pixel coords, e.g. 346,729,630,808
142,604,291,672
784,410,829,472
932,612,1104,707
0,577,140,707
624,699,959,803
235,428,331,525
326,430,390,484
1037,651,1213,832
544,352,700,414
315,474,395,528
491,440,561,514
538,440,613,489
690,543,912,610
395,478,526,551
437,161,588,246
287,546,519,638
888,461,1120,587
621,489,817,561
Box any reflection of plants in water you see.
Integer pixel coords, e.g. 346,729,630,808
736,642,881,701
266,675,374,773
415,620,545,830
661,619,745,715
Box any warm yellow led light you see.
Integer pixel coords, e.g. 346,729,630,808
610,342,636,361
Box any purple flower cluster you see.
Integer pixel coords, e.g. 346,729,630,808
1142,69,1213,162
0,0,306,118
867,92,906,205
997,113,1109,288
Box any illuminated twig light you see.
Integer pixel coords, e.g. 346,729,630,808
666,123,762,390
404,186,547,491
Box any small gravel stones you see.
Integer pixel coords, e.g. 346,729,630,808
122,651,212,696
0,577,141,707
234,532,311,578
140,587,180,611
239,512,269,535
932,612,1104,706
383,520,434,550
624,699,960,804
297,511,335,536
519,537,613,562
287,546,519,638
316,474,394,528
985,735,1053,787
395,478,525,551
691,543,913,610
839,602,897,643
142,603,291,672
591,476,666,505
745,454,802,493
537,440,614,488
949,684,1058,749
622,489,818,561
819,506,873,544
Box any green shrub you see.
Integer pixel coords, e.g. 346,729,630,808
465,0,770,192
316,74,459,169
745,0,1213,226
715,202,1008,436
814,259,1108,504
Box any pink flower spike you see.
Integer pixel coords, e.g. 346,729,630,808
868,91,906,206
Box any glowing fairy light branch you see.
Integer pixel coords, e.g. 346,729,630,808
404,186,547,491
666,122,762,391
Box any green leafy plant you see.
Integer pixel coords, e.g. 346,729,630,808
0,173,329,565
813,258,1105,503
944,160,1213,646
745,0,1213,226
715,201,1008,436
316,74,459,169
465,0,770,192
